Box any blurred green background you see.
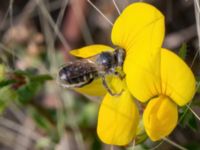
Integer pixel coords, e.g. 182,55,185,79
0,0,200,150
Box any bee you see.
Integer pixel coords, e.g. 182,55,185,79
58,48,126,96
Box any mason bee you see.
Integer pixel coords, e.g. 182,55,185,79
58,48,126,96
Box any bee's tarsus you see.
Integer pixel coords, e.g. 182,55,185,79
108,89,124,96
102,75,123,97
114,71,126,80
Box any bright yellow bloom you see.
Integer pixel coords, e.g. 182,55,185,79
69,2,195,145
71,45,139,145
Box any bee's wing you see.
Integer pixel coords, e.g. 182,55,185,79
72,53,105,73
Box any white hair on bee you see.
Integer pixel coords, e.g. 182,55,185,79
60,74,67,80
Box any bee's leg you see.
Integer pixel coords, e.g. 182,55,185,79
109,68,126,80
102,76,123,96
114,71,126,80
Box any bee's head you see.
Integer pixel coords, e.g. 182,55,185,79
114,48,126,67
96,52,114,71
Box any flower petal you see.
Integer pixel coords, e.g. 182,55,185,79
70,45,113,58
161,49,196,106
125,54,162,103
74,78,108,96
112,2,164,52
97,90,139,145
114,2,164,102
97,77,139,145
143,95,178,141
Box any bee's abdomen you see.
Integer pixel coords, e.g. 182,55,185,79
59,61,98,87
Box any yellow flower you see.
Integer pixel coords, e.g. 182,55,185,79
70,45,139,145
69,2,195,145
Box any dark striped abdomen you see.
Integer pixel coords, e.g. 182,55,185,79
58,61,98,87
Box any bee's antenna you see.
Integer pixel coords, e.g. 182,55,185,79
112,0,121,15
87,0,113,26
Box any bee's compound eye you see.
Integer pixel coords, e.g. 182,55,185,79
97,52,113,69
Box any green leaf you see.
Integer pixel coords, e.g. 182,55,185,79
179,106,189,126
196,77,200,94
196,86,200,94
0,79,16,88
33,109,59,143
178,43,187,60
179,106,198,131
30,107,52,130
188,114,198,131
191,99,200,107
196,78,200,94
78,103,98,127
92,136,102,150
17,82,41,104
0,86,17,113
30,74,53,82
185,143,200,150
136,133,148,144
0,64,5,81
13,70,33,77
49,130,60,144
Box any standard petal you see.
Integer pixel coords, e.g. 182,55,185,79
161,49,196,106
70,45,113,58
97,90,139,145
125,54,162,103
143,96,178,141
114,2,164,102
111,2,165,54
112,2,164,52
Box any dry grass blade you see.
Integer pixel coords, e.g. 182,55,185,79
112,0,121,15
187,105,200,121
54,0,69,39
71,0,94,44
0,43,21,59
38,5,56,75
0,117,41,140
87,0,113,26
8,0,15,67
36,0,71,51
162,138,187,150
61,92,86,150
194,0,200,61
149,141,164,150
